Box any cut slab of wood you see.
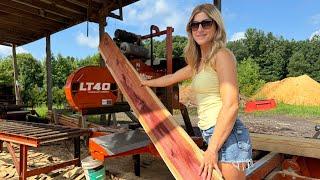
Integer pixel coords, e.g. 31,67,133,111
99,33,222,180
251,133,320,159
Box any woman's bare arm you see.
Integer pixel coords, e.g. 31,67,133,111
141,65,193,87
207,48,239,153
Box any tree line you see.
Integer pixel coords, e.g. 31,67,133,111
0,28,319,106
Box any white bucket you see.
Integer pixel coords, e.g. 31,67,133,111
81,156,106,180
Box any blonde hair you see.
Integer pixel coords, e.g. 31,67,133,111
184,3,227,71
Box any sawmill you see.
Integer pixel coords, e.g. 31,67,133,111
0,0,320,180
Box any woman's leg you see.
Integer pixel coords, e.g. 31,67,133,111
219,162,246,180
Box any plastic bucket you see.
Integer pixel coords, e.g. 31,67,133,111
81,156,106,180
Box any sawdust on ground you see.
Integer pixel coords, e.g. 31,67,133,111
252,75,320,106
0,139,174,180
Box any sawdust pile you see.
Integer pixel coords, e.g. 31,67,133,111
253,75,320,106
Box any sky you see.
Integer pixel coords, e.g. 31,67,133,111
1,0,320,60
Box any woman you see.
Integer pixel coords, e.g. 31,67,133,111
141,3,252,180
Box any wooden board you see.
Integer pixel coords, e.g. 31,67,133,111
251,133,320,159
99,33,221,180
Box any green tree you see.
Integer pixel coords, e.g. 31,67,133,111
287,39,320,82
0,58,14,84
227,39,249,62
52,54,77,88
238,57,265,97
0,54,45,105
77,53,100,67
172,36,188,58
144,35,188,59
244,28,267,59
287,51,310,77
17,53,44,89
52,86,66,105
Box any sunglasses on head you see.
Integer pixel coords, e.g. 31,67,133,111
189,19,215,31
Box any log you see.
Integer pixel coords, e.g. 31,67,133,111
99,33,222,180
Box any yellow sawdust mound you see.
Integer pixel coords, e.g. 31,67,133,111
253,75,320,106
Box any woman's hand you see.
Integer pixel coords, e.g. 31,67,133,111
199,149,222,180
140,80,149,87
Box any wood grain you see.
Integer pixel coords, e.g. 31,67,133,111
251,133,320,159
99,33,222,180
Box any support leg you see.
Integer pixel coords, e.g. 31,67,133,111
179,103,195,136
81,115,87,128
107,113,112,126
6,142,20,174
0,140,3,152
19,145,28,180
112,113,117,127
133,154,140,176
74,137,81,166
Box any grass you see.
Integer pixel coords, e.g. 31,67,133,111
34,105,48,118
240,102,320,119
33,104,66,118
33,102,320,122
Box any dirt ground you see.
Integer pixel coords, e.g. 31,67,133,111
1,113,319,180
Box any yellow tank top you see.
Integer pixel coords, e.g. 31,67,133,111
191,65,222,130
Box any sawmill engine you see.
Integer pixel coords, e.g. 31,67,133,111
65,27,185,111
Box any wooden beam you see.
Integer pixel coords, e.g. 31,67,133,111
0,5,64,29
251,133,320,159
214,0,221,12
65,0,101,10
86,0,138,22
165,27,173,113
13,0,85,19
42,0,87,14
246,153,284,179
99,33,222,180
0,36,28,46
99,16,106,67
97,0,138,19
0,17,55,34
0,30,37,41
0,31,32,42
0,42,13,46
0,20,45,34
0,40,24,47
98,1,115,18
0,1,69,24
46,36,53,111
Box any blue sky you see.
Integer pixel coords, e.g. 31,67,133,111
1,0,320,60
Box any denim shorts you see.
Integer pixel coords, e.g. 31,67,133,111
201,119,253,166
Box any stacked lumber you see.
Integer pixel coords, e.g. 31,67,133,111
57,114,80,128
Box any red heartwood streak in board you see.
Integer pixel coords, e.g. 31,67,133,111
99,34,221,180
120,74,201,179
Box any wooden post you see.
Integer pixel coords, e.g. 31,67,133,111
99,15,108,123
12,44,21,105
166,27,173,114
99,15,106,67
46,35,53,111
214,0,221,11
